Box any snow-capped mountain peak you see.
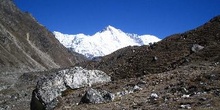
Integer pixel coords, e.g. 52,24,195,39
104,25,120,32
54,26,161,58
99,25,123,35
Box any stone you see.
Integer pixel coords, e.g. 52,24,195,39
62,67,111,89
153,56,158,61
181,94,190,98
150,93,159,98
133,85,142,92
199,97,207,101
80,88,114,104
191,44,204,53
31,67,111,110
148,93,159,104
180,104,191,109
36,73,66,105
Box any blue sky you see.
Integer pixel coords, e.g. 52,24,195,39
14,0,220,39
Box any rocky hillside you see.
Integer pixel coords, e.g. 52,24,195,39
0,0,84,73
23,15,220,110
0,0,86,109
80,15,220,80
49,15,219,110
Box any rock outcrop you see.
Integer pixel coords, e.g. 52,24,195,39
31,67,111,110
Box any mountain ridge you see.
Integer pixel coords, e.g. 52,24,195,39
0,0,84,73
54,25,161,58
79,15,220,80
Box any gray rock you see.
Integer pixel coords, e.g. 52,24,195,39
153,56,158,61
133,85,142,92
32,67,111,110
115,85,143,98
191,44,204,53
180,104,191,109
80,88,114,104
62,67,111,89
150,93,159,98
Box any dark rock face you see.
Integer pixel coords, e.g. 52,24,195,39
80,88,114,104
30,89,45,110
0,0,84,73
31,67,111,109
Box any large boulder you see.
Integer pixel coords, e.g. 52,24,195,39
63,67,111,88
31,66,111,110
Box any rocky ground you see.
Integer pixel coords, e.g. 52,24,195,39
53,61,220,110
1,61,219,110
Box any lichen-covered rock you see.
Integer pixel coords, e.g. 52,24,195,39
62,67,111,89
36,73,66,106
31,67,111,110
80,88,114,104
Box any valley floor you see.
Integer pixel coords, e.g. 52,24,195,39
56,61,220,110
0,61,220,110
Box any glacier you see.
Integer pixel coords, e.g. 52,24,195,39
54,25,161,58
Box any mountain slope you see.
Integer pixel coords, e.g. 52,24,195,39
0,0,82,73
79,15,220,80
30,15,220,110
54,25,161,58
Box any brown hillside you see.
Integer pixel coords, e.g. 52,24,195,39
80,15,220,80
0,0,84,73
